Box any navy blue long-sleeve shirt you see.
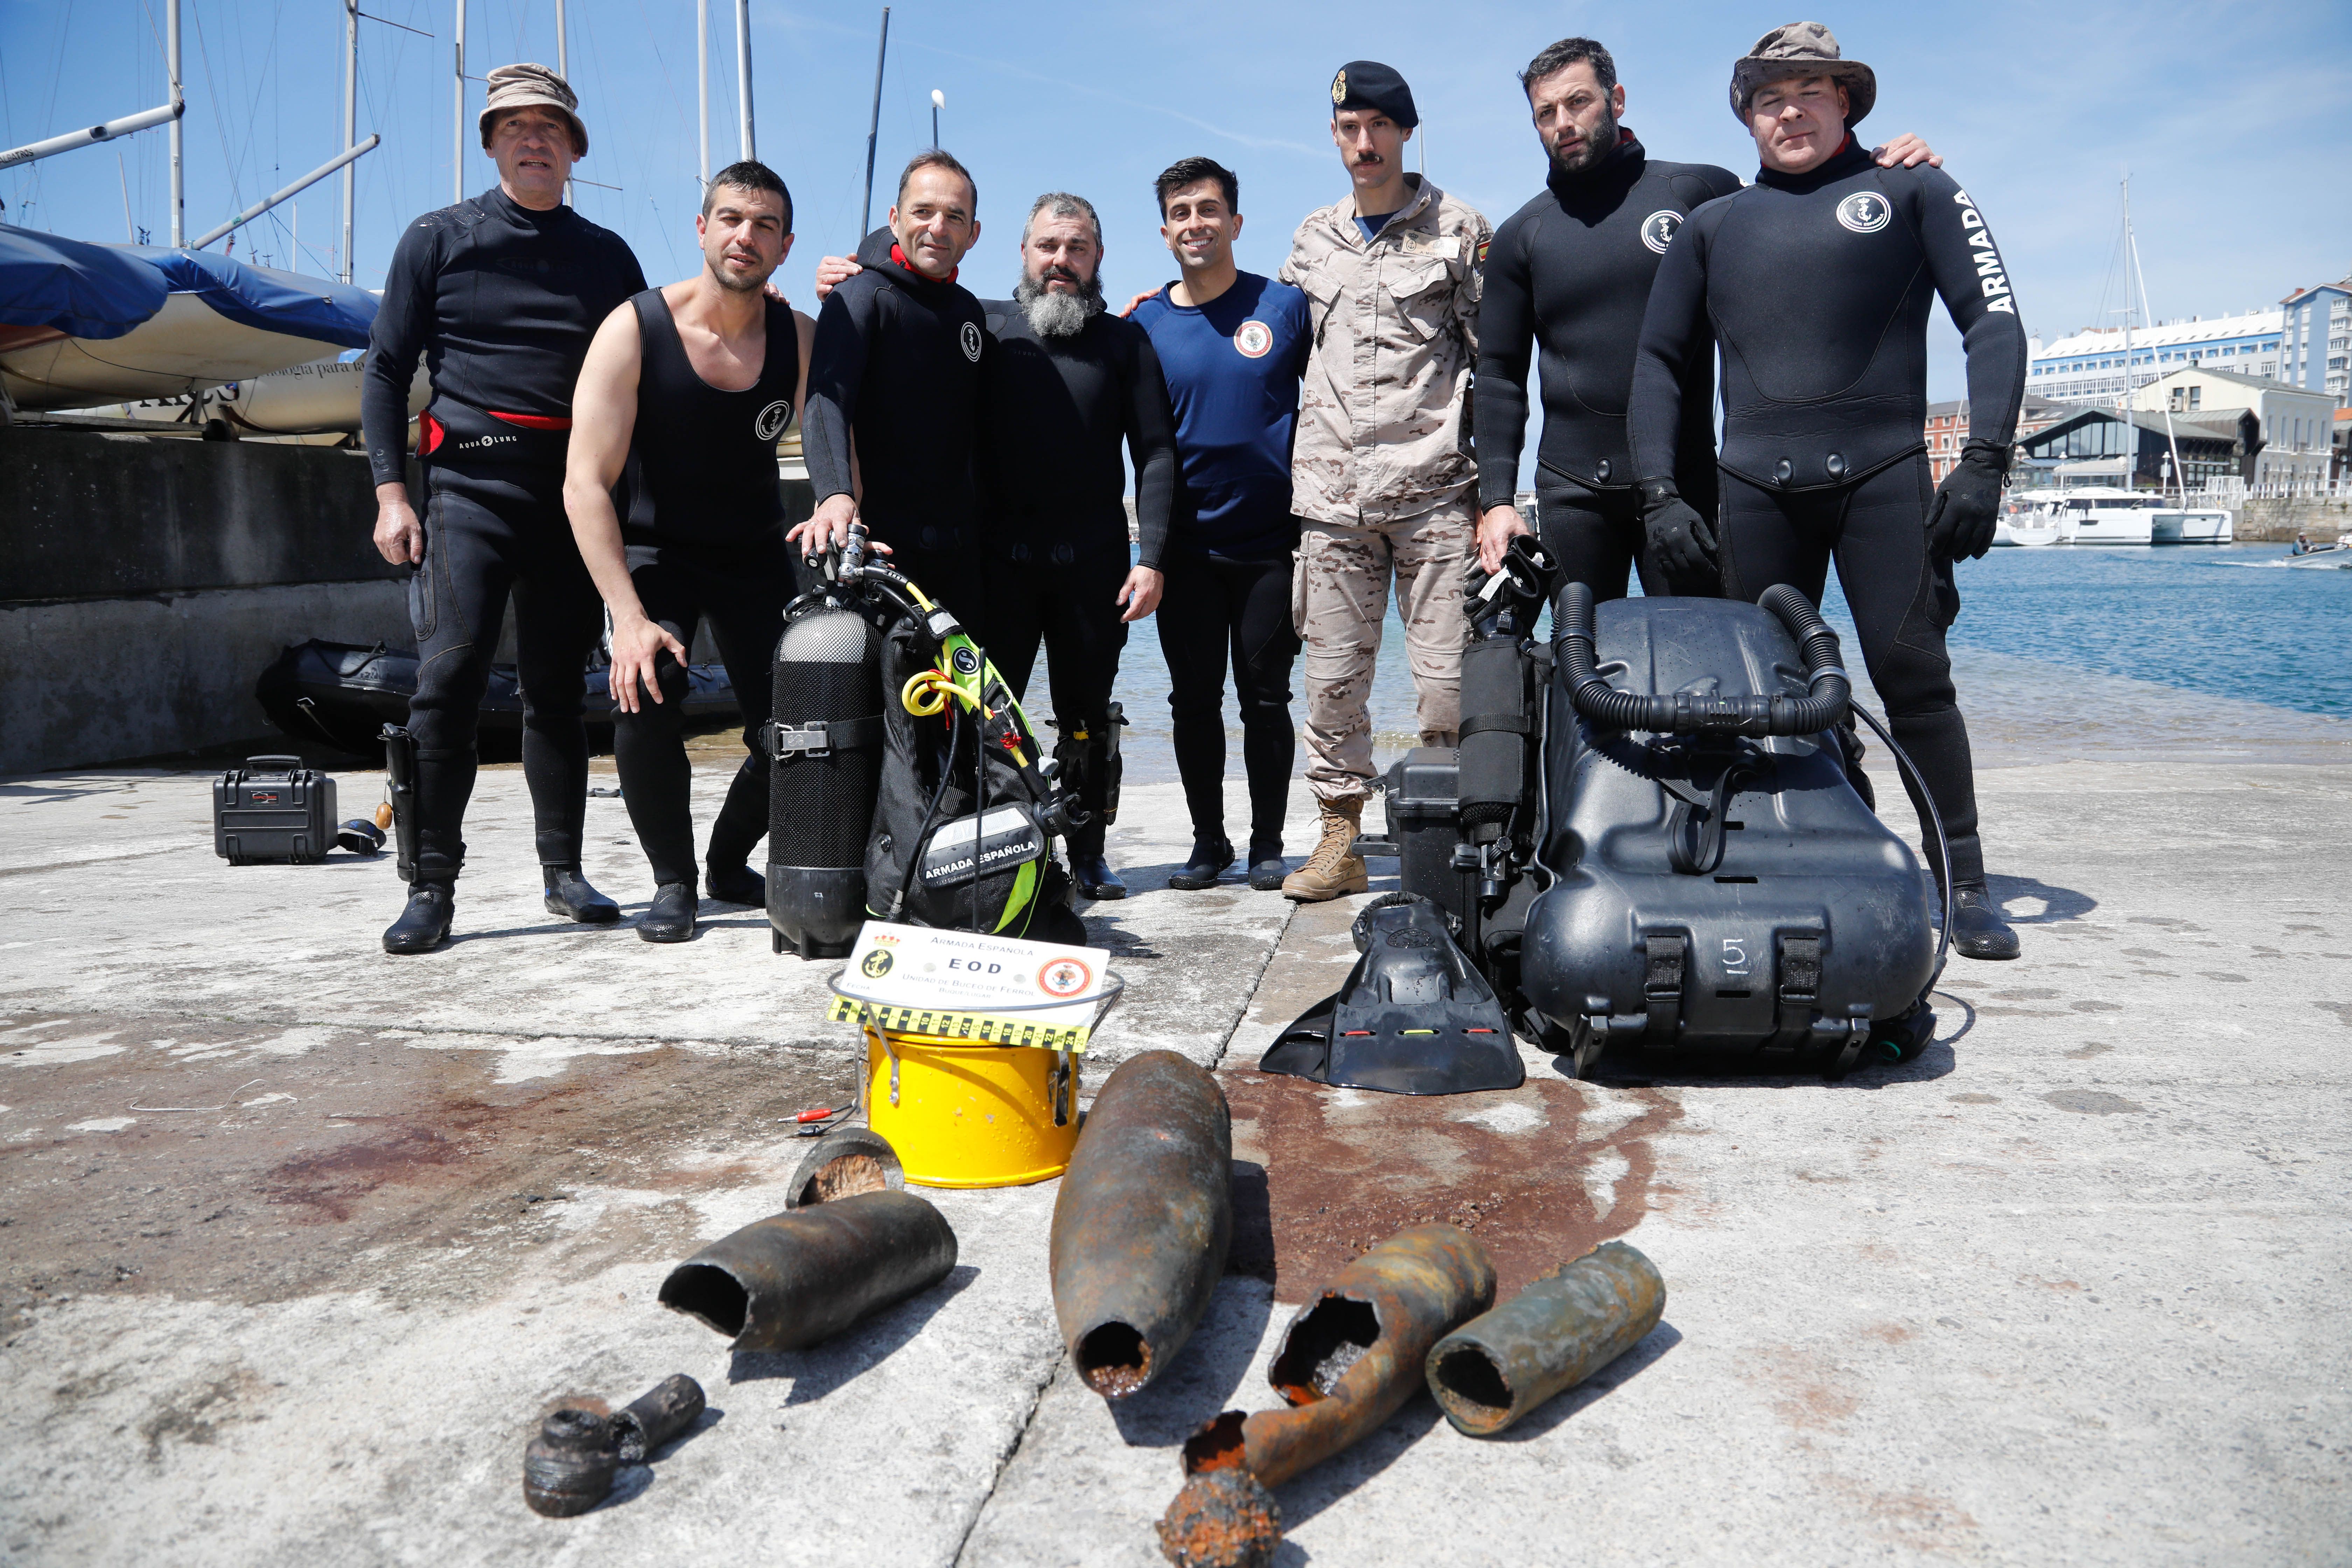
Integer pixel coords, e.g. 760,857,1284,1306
360,185,644,484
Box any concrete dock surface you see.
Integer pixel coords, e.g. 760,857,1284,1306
2,751,2347,1563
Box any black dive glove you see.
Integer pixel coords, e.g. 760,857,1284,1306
1637,478,1719,583
1926,442,2008,561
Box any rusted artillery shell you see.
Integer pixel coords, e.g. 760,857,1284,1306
1181,1223,1495,1488
522,1406,618,1517
1157,1466,1282,1567
1426,1239,1666,1436
1050,1050,1233,1398
659,1189,957,1352
612,1373,706,1461
784,1126,905,1209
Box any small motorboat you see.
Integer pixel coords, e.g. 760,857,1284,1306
257,639,743,761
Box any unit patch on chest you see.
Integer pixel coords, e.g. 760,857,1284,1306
755,399,792,442
1836,191,1891,234
1639,210,1684,254
1234,320,1273,359
960,321,983,362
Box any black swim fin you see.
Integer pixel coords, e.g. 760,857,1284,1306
1260,892,1524,1096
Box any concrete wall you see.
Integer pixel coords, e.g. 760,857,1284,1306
2,425,400,774
2230,495,2352,542
0,581,410,773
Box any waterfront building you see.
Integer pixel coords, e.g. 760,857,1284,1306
2015,406,2239,491
1925,394,2069,482
2026,310,2283,408
2130,366,2336,486
2277,274,2350,405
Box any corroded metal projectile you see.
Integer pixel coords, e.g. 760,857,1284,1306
1181,1224,1496,1489
1050,1050,1233,1399
659,1189,958,1352
1157,1466,1282,1568
785,1126,906,1209
612,1373,707,1461
521,1406,618,1518
1425,1240,1666,1437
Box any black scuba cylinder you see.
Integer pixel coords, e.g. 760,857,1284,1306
765,598,887,958
1457,536,1561,845
381,723,419,884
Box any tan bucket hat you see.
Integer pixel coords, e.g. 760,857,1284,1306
479,62,587,155
1729,22,1876,126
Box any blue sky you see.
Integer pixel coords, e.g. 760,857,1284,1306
6,0,2350,404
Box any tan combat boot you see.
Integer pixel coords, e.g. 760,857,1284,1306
1281,798,1369,903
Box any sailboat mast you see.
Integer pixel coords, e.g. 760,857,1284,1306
735,0,754,160
696,0,709,184
452,0,467,204
168,0,184,244
342,0,358,281
555,0,567,77
859,7,891,237
2127,196,2187,499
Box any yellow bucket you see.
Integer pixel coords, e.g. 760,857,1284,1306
862,1029,1080,1189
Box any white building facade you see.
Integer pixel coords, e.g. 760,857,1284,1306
2278,279,2349,405
2129,366,2338,486
2027,310,2283,408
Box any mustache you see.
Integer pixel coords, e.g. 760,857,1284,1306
1039,263,1083,284
1352,152,1384,166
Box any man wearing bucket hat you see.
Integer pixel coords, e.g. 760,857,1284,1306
1277,61,1491,903
363,63,647,954
1626,22,2029,960
1472,36,1943,601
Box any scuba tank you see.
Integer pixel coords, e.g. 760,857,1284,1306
765,584,890,959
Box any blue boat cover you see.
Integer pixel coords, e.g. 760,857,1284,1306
131,246,377,349
0,223,171,340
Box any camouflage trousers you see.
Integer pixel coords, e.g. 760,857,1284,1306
1293,496,1474,804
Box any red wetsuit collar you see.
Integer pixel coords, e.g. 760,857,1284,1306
891,243,957,285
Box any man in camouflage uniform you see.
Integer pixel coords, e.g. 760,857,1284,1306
1277,61,1491,902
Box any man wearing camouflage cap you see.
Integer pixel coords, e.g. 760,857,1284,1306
1276,61,1491,903
363,63,647,953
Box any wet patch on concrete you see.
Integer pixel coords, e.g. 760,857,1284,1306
2042,1089,2145,1116
1219,1069,1683,1300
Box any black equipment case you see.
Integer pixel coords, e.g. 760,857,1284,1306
214,756,338,864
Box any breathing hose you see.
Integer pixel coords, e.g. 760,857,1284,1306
1556,581,1851,737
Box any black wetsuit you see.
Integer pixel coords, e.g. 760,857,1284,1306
362,186,646,888
1474,133,1740,600
1628,137,2028,886
800,229,989,616
609,289,800,890
974,295,1178,854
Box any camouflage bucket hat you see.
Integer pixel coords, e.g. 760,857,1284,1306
1729,22,1876,126
479,62,588,155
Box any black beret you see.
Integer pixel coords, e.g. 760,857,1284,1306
1329,60,1418,130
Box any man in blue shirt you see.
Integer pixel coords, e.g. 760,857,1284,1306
1130,157,1313,891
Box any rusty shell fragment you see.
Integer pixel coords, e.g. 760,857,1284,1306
1051,1050,1233,1399
522,1406,618,1518
659,1188,958,1352
1181,1223,1495,1489
613,1373,706,1461
1157,1466,1282,1568
1425,1239,1666,1436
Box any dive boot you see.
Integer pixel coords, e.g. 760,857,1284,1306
1260,892,1522,1095
1246,834,1287,891
543,863,622,924
640,882,699,943
1281,799,1367,903
1072,853,1127,901
383,885,455,954
1168,838,1234,890
1948,881,2020,961
705,861,767,907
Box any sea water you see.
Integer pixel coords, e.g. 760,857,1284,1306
1089,542,2348,786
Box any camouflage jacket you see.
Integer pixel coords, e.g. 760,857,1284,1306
1278,175,1491,525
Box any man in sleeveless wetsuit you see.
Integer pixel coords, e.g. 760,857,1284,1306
564,161,814,944
363,64,646,954
965,192,1178,902
1627,23,2025,959
1130,156,1315,894
1474,35,1942,596
791,152,988,620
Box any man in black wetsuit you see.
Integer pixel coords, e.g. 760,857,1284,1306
791,152,988,618
564,161,814,944
1475,35,1940,597
1627,23,2025,960
972,192,1178,902
363,64,646,954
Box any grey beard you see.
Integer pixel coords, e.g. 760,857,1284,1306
1015,272,1104,337
1549,109,1621,177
